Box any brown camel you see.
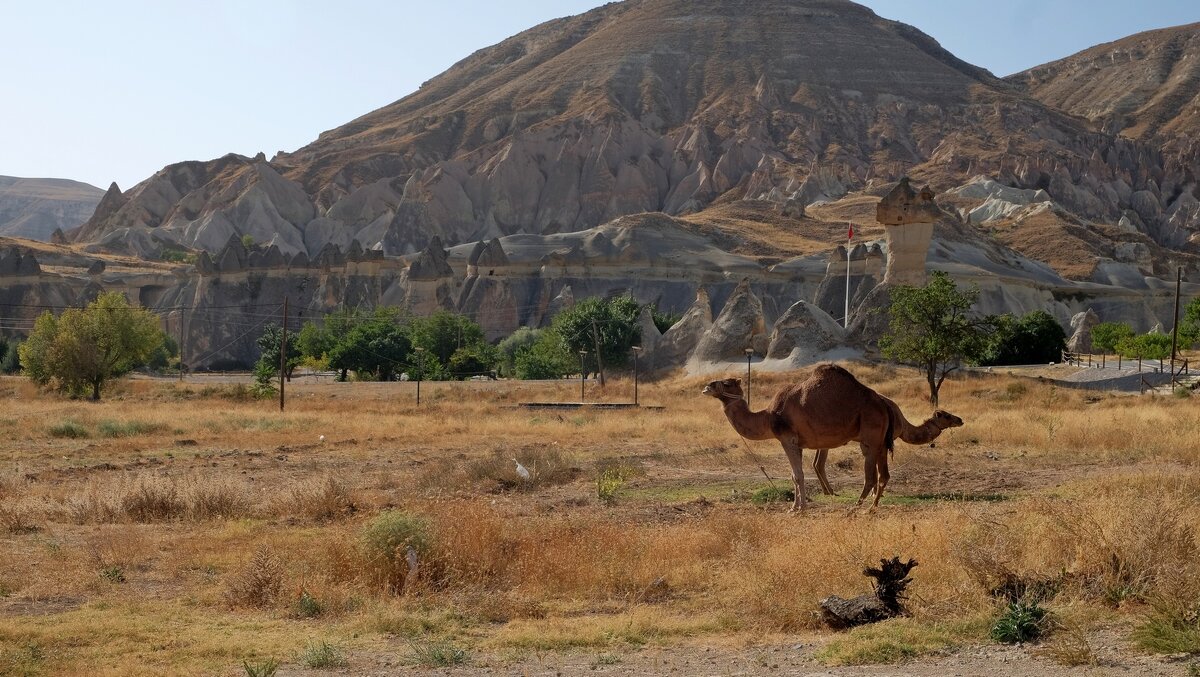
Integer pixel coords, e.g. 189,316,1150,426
703,364,963,511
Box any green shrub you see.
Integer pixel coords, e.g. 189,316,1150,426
407,640,468,667
241,658,279,677
295,590,323,618
750,484,796,504
97,419,165,438
990,600,1047,644
1091,322,1134,354
362,511,430,592
299,641,347,668
48,420,89,438
100,566,126,583
597,466,632,505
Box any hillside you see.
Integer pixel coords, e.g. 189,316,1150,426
72,0,1194,259
1008,23,1200,141
0,176,103,241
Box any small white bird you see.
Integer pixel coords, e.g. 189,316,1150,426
513,458,531,481
319,435,326,443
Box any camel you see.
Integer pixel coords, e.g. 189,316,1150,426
703,364,963,511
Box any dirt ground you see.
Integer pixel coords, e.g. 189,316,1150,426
1,366,1199,676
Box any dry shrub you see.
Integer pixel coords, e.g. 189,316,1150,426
225,546,284,609
183,479,252,520
85,525,154,573
120,478,186,522
464,448,579,492
360,511,431,594
0,501,39,534
1037,620,1096,666
271,477,357,522
957,488,1200,610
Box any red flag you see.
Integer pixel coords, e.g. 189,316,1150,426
848,223,854,241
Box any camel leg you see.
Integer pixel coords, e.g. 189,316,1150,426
813,449,835,496
855,444,878,506
779,437,806,512
872,452,891,508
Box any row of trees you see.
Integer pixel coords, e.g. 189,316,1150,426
265,297,671,383
882,272,1200,404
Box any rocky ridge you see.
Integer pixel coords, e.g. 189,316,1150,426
0,176,103,241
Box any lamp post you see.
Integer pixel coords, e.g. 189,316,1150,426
579,350,588,403
631,346,642,406
744,347,754,408
414,346,424,406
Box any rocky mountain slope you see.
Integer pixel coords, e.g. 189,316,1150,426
71,0,1198,259
0,176,103,241
1008,23,1200,142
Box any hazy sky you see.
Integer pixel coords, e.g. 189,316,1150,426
2,1,1197,190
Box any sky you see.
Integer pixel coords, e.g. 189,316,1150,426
2,1,1197,190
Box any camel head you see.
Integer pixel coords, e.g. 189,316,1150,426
931,410,964,430
702,377,744,402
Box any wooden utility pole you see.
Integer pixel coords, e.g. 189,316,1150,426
591,317,606,387
1170,267,1182,372
177,310,184,383
280,297,288,412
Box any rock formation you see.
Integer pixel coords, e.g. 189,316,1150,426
690,280,767,367
0,176,104,241
1067,309,1101,354
877,178,939,286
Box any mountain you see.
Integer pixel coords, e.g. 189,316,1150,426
73,0,1194,258
0,176,104,241
1008,23,1200,141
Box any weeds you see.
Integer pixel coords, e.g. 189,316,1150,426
990,600,1048,644
362,511,429,593
100,566,126,583
48,419,89,438
597,465,634,505
299,641,347,669
225,547,284,609
97,419,165,438
241,658,278,677
407,640,468,667
295,590,323,619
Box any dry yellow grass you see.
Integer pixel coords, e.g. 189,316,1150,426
0,364,1198,674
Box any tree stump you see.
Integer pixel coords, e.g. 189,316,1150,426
820,557,918,629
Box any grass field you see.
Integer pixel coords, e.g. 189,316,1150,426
1,365,1198,675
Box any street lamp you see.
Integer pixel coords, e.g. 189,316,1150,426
744,347,754,408
579,350,588,403
631,346,643,406
414,346,425,406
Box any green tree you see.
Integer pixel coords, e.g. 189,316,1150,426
1115,333,1172,361
255,324,301,380
448,344,499,379
982,310,1067,366
1179,297,1200,350
879,272,990,405
652,307,682,334
0,340,16,374
496,327,543,378
19,292,166,400
514,330,576,380
1091,322,1134,354
327,310,411,381
551,295,642,379
146,335,180,373
409,311,486,367
297,308,364,380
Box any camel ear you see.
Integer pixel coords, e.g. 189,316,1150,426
732,378,742,385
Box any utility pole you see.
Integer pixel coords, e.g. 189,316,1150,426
844,222,853,329
1171,266,1182,374
591,317,606,387
579,350,588,403
745,347,753,409
177,310,184,383
279,297,288,412
631,346,642,406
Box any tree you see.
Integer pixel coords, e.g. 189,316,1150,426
255,324,301,380
327,310,411,381
1091,322,1134,355
652,307,682,334
514,330,576,380
146,335,180,373
297,308,363,380
19,292,165,400
1179,297,1200,350
879,272,990,405
448,344,499,379
551,295,642,379
496,327,543,378
1115,333,1172,361
409,311,486,367
0,340,17,374
982,310,1067,366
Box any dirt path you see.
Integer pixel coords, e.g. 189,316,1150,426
284,636,1193,676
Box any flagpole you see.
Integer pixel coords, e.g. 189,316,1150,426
844,222,852,329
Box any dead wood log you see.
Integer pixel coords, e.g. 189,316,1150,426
820,557,918,629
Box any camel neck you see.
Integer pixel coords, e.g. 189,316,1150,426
720,397,776,441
